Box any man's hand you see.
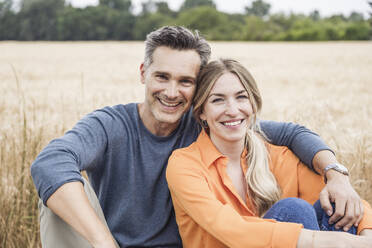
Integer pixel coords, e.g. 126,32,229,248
312,150,364,232
319,170,363,231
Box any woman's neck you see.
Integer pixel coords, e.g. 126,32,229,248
210,135,245,163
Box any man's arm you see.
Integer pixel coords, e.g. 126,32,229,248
31,109,117,247
259,120,363,230
46,182,117,247
259,120,331,169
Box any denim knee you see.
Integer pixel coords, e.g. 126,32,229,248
263,197,319,230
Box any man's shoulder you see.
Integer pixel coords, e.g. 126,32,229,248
87,103,137,122
178,108,201,134
95,102,136,115
75,103,139,137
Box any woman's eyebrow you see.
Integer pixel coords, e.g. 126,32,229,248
208,93,225,98
236,90,247,95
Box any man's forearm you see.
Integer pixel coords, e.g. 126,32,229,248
312,150,349,181
46,181,117,247
312,150,338,175
259,120,332,169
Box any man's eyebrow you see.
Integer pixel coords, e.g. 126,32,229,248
180,76,196,81
151,71,196,81
152,71,170,76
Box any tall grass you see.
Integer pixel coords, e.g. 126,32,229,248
0,41,371,247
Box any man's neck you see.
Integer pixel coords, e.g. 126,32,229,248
137,103,180,137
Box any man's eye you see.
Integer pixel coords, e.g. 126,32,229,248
180,80,194,86
156,75,167,80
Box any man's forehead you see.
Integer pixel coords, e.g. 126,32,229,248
150,47,201,75
152,47,200,64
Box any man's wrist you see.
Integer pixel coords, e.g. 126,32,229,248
323,163,349,183
312,150,338,175
325,169,349,183
91,233,117,248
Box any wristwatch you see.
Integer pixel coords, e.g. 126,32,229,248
323,163,349,183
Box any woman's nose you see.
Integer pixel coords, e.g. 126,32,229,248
224,101,239,116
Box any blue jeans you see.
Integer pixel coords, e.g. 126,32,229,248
263,197,356,234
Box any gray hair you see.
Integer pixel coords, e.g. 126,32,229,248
144,26,211,68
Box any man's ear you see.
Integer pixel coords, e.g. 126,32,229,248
140,63,146,84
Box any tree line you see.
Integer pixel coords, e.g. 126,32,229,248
0,0,371,41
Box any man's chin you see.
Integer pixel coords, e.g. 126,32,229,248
155,112,184,125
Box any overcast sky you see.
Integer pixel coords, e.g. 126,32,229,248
68,0,371,17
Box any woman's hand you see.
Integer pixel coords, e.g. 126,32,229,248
297,229,372,248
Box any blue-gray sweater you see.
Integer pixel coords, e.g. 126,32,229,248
31,103,330,247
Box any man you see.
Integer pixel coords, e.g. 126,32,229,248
31,26,362,248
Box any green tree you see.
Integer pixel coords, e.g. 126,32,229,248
156,1,175,16
344,22,370,40
18,0,65,40
176,6,243,40
180,0,216,11
0,0,12,14
348,11,364,22
0,0,19,40
58,5,135,40
133,12,174,40
369,1,372,39
140,0,156,15
310,10,320,21
99,0,131,11
245,0,271,18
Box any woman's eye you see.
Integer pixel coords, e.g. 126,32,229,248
237,95,248,99
211,98,223,103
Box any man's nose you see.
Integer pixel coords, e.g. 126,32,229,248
164,81,179,99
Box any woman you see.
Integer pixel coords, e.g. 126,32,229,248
166,59,372,247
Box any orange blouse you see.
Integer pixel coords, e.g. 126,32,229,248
166,130,372,248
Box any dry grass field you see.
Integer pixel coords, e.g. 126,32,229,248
0,41,371,247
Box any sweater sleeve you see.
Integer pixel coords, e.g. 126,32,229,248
259,120,333,170
30,109,111,205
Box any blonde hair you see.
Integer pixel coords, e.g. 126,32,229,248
193,59,280,216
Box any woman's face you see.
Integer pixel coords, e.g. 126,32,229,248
200,72,254,145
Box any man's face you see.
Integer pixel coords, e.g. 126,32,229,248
139,46,201,134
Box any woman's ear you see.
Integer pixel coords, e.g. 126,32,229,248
200,112,206,121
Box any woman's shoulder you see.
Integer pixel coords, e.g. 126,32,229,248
166,141,207,186
265,143,301,168
168,142,203,168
